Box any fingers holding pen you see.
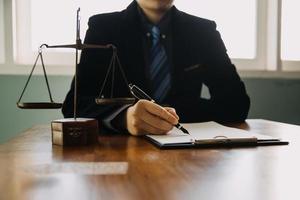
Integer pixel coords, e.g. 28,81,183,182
143,101,179,125
140,110,174,132
125,100,179,135
164,107,179,120
135,100,175,131
131,119,168,135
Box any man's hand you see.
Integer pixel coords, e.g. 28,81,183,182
125,100,179,136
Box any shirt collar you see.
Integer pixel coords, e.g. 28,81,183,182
137,4,173,38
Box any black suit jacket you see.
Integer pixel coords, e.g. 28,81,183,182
62,1,250,126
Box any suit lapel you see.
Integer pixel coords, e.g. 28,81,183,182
171,7,189,93
117,1,147,91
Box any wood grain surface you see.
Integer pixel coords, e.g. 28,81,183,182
0,119,299,200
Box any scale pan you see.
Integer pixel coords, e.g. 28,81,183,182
95,98,135,105
17,102,63,109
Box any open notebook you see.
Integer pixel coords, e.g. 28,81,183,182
145,122,288,149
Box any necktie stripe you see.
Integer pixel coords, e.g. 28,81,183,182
151,42,161,52
149,26,171,102
153,73,170,96
150,49,165,68
151,46,162,60
151,62,169,86
153,74,171,102
150,54,167,78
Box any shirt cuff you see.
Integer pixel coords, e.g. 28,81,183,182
102,104,132,133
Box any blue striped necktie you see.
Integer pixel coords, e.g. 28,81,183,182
149,26,171,103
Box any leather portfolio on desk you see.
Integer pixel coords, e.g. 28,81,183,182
145,122,289,149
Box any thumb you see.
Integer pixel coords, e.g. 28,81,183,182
164,107,179,120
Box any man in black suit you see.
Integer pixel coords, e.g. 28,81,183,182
62,0,250,135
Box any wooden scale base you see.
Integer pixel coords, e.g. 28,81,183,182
51,118,98,146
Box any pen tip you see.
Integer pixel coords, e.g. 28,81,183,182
181,127,190,134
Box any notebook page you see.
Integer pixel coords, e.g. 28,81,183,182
146,127,193,145
184,122,275,140
146,122,275,145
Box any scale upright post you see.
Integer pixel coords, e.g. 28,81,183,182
51,8,99,146
74,7,81,120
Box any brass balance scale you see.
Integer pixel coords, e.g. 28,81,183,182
17,8,135,146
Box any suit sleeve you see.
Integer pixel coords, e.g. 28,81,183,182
174,21,250,123
61,17,132,132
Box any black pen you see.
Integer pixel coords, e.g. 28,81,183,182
129,84,190,135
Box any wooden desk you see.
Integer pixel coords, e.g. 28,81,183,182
0,119,299,200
